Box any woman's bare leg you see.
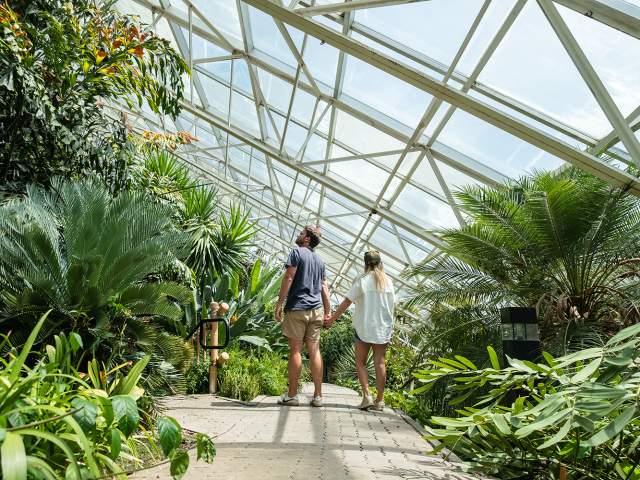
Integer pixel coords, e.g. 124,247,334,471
355,341,371,397
372,344,388,402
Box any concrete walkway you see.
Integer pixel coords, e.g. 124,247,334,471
135,383,482,480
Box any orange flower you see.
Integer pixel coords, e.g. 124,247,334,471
96,49,107,63
133,46,144,58
113,39,122,49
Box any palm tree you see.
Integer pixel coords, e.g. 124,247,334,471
133,149,257,293
0,177,194,392
405,168,640,361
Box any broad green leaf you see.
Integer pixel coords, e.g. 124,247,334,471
71,398,97,432
25,455,58,480
116,355,150,396
454,355,477,370
582,406,636,447
491,413,511,435
570,358,601,383
196,433,216,463
158,417,182,456
20,429,80,479
537,419,572,449
606,323,640,346
237,335,271,350
542,351,556,367
110,429,121,459
111,395,139,437
10,311,51,383
69,333,83,353
1,431,27,480
555,348,603,368
431,416,473,428
515,408,573,438
487,346,500,370
169,449,189,480
250,259,261,294
436,357,468,370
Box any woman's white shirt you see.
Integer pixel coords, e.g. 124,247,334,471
346,274,395,344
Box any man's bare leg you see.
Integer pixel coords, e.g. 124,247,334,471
306,339,323,397
287,338,303,397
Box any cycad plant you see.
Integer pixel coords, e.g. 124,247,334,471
0,177,194,391
404,168,640,365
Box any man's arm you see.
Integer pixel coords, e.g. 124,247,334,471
321,279,330,319
275,265,297,322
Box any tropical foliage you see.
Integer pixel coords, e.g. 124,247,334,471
404,168,640,368
132,149,257,284
0,0,188,194
0,313,215,479
418,322,640,480
0,177,194,392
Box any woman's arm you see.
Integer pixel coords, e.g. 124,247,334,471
327,298,352,326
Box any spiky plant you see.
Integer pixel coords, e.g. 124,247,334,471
0,177,194,391
405,168,640,364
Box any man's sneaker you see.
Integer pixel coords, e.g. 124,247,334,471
370,400,384,412
310,395,323,407
359,395,373,410
278,393,299,406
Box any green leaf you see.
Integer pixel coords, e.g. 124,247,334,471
582,406,636,447
454,355,477,370
169,449,189,480
111,395,139,437
537,418,572,449
606,322,640,346
1,431,27,480
71,398,97,432
10,311,51,383
487,346,500,369
491,413,511,435
69,333,83,353
116,355,150,396
157,417,182,456
196,433,216,463
110,429,121,459
515,408,573,439
237,335,271,351
570,358,601,383
250,259,261,295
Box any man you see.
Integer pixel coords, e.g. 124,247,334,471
275,226,330,407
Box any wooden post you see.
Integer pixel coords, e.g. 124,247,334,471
195,328,200,364
208,302,219,394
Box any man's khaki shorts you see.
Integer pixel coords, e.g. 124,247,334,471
282,307,324,343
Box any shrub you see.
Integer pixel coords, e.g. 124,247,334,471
186,344,308,400
417,323,640,480
0,312,215,479
320,315,355,380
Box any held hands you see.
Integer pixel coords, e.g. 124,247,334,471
323,312,334,328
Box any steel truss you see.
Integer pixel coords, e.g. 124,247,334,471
118,0,640,297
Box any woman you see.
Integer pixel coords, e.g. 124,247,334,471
327,250,396,411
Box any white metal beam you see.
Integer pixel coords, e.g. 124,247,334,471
295,0,427,16
243,0,640,195
554,0,640,40
539,0,640,166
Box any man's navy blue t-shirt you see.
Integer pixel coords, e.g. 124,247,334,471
284,246,325,311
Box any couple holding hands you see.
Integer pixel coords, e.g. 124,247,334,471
275,226,396,412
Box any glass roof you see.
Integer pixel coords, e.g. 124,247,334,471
116,0,640,300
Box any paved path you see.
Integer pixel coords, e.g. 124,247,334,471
135,383,482,480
